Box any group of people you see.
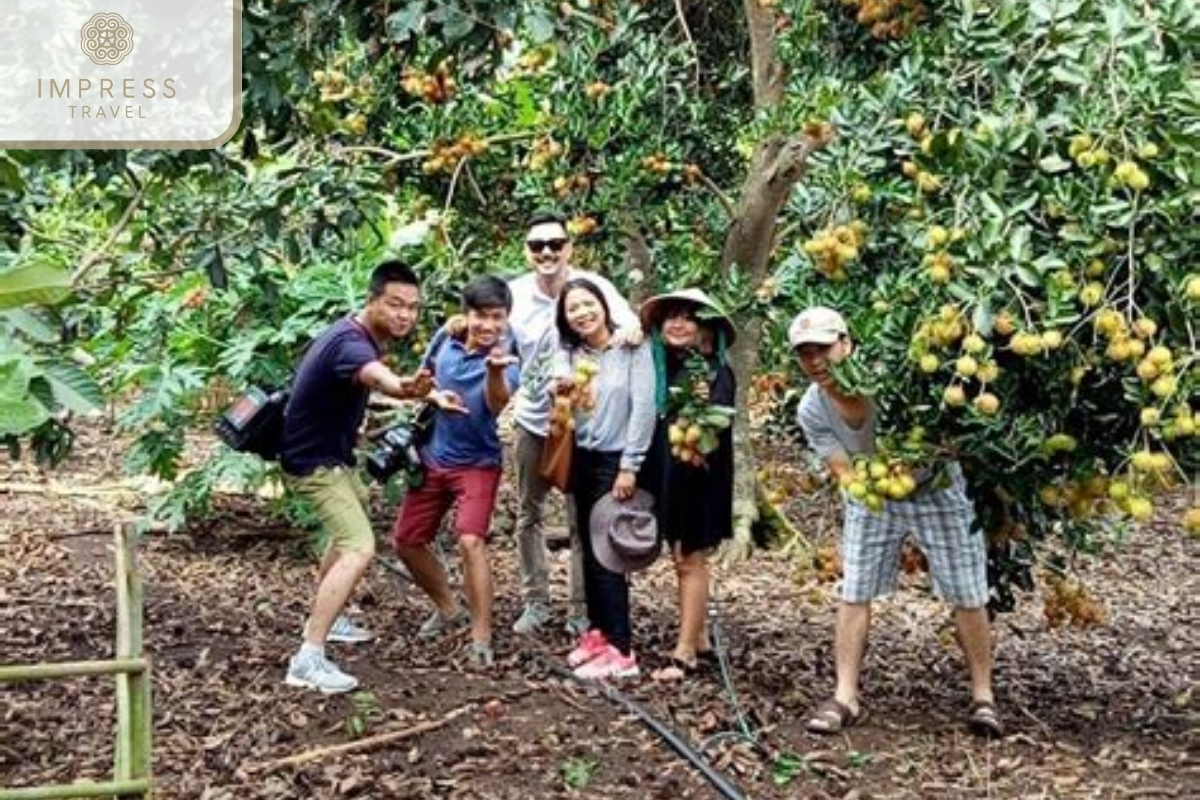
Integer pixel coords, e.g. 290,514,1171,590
272,210,1002,739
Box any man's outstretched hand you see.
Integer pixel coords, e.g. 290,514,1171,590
399,368,435,399
485,347,519,371
428,389,469,414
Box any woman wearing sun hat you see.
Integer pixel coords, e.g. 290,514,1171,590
639,287,737,676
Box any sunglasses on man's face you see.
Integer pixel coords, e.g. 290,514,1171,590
526,238,568,254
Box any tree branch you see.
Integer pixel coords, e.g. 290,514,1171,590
336,132,538,165
695,168,736,219
672,0,702,88
72,182,146,285
743,0,785,109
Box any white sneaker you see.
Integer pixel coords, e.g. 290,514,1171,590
512,601,552,635
417,606,469,640
463,640,495,668
327,615,374,644
285,650,359,694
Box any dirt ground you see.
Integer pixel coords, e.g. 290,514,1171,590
1,424,1196,799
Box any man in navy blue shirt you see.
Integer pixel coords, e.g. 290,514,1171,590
282,260,434,694
391,276,521,668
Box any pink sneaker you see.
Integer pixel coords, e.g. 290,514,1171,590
567,629,609,667
573,645,639,680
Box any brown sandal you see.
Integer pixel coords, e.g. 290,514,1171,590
968,700,1004,738
806,698,864,734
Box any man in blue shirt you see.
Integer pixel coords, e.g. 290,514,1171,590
391,276,521,668
281,261,433,695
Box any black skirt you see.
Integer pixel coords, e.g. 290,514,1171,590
642,359,736,556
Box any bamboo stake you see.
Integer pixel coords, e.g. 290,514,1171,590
127,525,152,795
0,659,146,683
113,525,152,795
242,704,474,775
114,524,134,783
0,778,150,800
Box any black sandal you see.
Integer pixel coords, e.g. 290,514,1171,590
806,698,865,734
968,700,1004,739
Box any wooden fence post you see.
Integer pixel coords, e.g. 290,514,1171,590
113,524,152,798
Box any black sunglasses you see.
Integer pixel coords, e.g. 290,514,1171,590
526,238,568,253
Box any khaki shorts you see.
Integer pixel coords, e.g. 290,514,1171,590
287,466,375,556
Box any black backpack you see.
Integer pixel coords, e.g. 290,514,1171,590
213,385,290,461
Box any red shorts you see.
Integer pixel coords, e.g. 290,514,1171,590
391,464,502,547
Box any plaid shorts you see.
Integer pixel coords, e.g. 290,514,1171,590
840,463,988,608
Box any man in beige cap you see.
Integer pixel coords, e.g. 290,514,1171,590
790,306,1001,738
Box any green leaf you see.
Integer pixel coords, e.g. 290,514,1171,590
0,309,58,343
39,361,103,414
386,3,425,42
0,262,72,309
1049,65,1089,86
525,11,555,43
0,396,49,436
0,355,48,436
0,155,23,193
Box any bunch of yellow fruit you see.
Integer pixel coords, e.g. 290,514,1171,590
400,61,458,104
641,153,674,177
839,454,924,512
839,0,928,40
802,219,868,282
570,358,599,412
667,406,734,468
528,137,565,172
1043,573,1105,628
1038,475,1110,520
549,359,601,438
421,134,489,175
552,173,591,199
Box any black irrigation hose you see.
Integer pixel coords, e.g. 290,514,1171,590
535,655,750,800
700,597,766,756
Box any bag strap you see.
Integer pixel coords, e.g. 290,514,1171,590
422,325,454,372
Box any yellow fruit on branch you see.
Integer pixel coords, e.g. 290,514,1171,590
973,392,1000,416
943,384,967,406
1010,332,1043,357
905,112,927,138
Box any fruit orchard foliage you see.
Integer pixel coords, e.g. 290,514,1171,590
769,0,1199,607
0,0,1195,604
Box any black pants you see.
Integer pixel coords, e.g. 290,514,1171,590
571,448,632,655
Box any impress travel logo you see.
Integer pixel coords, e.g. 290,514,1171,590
80,13,135,66
1,2,241,149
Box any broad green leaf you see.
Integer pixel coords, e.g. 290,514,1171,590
0,263,72,309
385,4,424,42
0,309,58,343
525,11,555,43
39,361,103,414
0,355,48,436
0,397,49,436
0,155,23,193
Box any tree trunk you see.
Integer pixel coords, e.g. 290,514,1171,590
721,135,821,542
721,1,831,544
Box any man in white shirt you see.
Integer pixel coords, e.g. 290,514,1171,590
507,210,641,636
